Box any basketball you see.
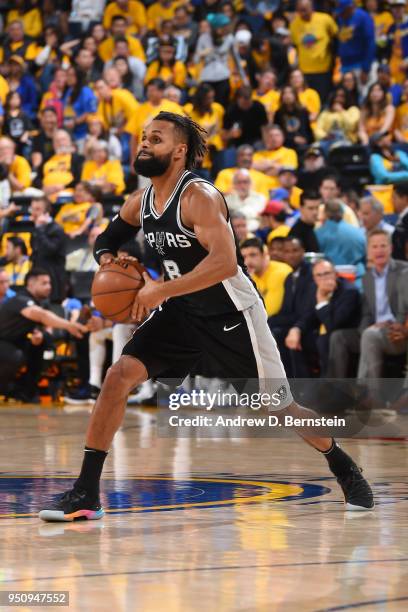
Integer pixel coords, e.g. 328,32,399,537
91,260,146,323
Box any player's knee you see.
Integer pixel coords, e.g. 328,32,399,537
104,356,145,394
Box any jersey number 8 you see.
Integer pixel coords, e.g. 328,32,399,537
163,260,181,280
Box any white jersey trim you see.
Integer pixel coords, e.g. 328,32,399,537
150,170,189,219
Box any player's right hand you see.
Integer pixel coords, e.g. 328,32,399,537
67,321,88,338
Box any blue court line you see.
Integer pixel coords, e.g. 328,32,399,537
3,557,408,584
315,596,408,611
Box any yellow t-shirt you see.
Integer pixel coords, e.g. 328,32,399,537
145,61,187,89
214,167,275,200
252,89,280,116
7,8,43,38
4,258,31,286
374,11,394,43
128,99,185,140
252,261,292,317
10,155,31,190
81,159,125,195
298,88,321,117
395,102,408,140
0,74,9,105
98,35,145,62
266,225,291,242
252,148,298,189
55,202,92,234
288,186,303,209
103,1,146,35
97,88,140,133
0,40,38,63
290,12,338,74
42,154,74,188
147,1,184,32
184,102,224,168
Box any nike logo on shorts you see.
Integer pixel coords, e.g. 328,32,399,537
144,214,151,218
223,323,242,332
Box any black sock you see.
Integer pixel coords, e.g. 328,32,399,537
74,447,108,497
321,439,356,478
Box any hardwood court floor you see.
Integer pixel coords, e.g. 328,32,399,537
0,405,407,612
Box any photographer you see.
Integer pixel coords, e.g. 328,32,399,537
0,268,86,402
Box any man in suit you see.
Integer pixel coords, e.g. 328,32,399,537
328,229,408,385
269,237,316,376
392,182,408,261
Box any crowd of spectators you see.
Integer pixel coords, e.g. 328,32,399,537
0,0,406,411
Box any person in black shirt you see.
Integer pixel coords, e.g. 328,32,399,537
0,268,86,401
2,91,33,156
223,86,268,147
289,190,321,252
31,107,58,171
274,85,313,152
30,197,67,303
392,182,408,261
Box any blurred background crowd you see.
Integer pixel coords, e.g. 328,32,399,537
0,0,407,411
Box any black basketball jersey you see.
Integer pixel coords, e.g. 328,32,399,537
140,170,261,316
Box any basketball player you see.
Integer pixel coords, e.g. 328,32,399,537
39,113,374,521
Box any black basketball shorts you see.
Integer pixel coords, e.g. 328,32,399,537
122,298,293,408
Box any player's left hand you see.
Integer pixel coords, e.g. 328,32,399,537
131,273,165,321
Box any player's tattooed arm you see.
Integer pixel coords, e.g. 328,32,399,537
94,189,144,266
135,182,238,309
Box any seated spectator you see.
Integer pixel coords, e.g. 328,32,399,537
0,237,31,289
38,130,83,200
387,0,408,86
277,168,303,209
55,182,103,247
94,77,139,136
66,226,103,273
359,196,395,237
273,85,314,151
30,197,67,303
0,268,16,304
358,82,395,145
0,20,38,64
40,67,68,127
145,36,187,90
110,49,145,99
316,199,366,283
340,71,361,108
365,1,393,63
230,211,253,245
81,140,125,194
129,78,184,155
2,91,33,157
268,237,315,376
74,46,103,86
302,259,362,376
6,0,43,39
394,79,408,145
329,230,408,398
62,66,98,143
252,68,280,119
377,63,403,107
259,200,290,244
241,237,292,316
98,15,146,63
0,136,31,193
392,182,408,261
34,26,71,90
268,236,287,262
369,131,408,185
319,175,359,226
223,86,268,147
225,170,265,231
147,0,182,33
289,69,321,123
233,28,258,90
31,107,58,170
289,190,320,252
5,55,38,120
103,0,147,37
252,124,298,189
214,144,274,199
297,145,334,192
184,83,224,176
68,2,105,35
0,268,86,402
83,115,122,161
173,5,199,57
314,87,360,147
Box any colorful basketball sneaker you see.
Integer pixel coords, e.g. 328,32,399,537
39,488,105,522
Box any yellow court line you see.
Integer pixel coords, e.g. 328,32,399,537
0,476,303,518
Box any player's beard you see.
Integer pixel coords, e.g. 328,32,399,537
134,151,173,177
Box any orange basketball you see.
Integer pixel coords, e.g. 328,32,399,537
91,260,146,323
